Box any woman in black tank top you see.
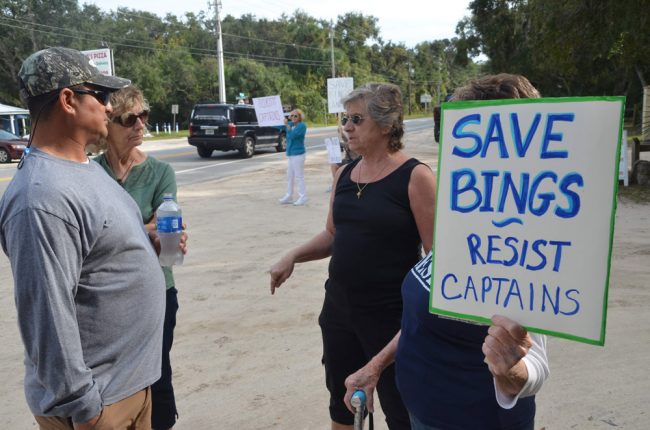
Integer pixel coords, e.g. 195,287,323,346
342,75,549,430
270,83,436,429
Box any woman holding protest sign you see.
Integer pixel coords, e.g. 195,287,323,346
270,82,436,429
342,74,549,430
279,108,308,206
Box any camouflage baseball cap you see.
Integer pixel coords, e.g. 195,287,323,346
18,46,131,100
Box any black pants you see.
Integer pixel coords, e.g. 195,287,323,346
151,287,179,429
318,290,410,429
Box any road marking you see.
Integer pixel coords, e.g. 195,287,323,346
0,176,12,182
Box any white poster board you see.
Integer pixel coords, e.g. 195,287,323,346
325,137,342,164
82,48,113,76
431,97,625,345
252,95,285,126
327,78,354,113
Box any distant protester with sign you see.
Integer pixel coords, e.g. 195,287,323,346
279,109,308,206
270,82,436,429
343,75,549,430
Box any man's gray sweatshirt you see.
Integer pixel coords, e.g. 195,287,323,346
0,148,165,423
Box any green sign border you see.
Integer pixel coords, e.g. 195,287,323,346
429,96,626,346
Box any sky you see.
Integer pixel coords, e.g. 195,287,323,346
85,0,473,48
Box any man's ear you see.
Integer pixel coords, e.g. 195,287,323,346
57,88,77,115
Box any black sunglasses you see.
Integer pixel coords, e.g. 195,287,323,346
341,114,364,126
113,110,150,127
72,89,112,106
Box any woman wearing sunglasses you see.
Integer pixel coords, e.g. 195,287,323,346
270,83,436,429
95,85,181,430
279,109,308,206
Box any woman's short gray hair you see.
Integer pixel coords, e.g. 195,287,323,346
342,82,404,153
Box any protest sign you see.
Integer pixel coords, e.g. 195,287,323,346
430,97,625,345
325,137,342,164
327,78,354,113
252,95,284,126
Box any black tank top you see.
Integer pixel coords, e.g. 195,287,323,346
327,157,424,310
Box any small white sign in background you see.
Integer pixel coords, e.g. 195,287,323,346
327,78,354,113
325,137,342,164
252,95,285,126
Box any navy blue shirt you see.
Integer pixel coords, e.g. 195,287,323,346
395,252,536,430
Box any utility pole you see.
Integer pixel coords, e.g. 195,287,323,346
215,0,226,103
329,20,336,78
330,20,336,126
436,54,442,105
407,62,414,115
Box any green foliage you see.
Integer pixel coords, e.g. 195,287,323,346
459,0,650,109
3,0,649,127
0,0,483,126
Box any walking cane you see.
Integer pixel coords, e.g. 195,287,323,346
351,389,373,430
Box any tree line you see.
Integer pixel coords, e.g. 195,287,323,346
0,0,648,128
460,0,649,109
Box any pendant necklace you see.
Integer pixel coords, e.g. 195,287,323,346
355,158,390,199
110,155,136,186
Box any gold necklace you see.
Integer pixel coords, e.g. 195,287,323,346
355,158,391,199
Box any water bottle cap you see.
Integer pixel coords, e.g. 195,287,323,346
163,193,173,200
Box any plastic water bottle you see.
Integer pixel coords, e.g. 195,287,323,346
156,193,184,266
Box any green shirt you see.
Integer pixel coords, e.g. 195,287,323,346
94,154,177,289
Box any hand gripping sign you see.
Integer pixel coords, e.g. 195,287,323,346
430,97,625,345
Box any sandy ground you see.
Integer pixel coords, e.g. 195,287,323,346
1,126,649,429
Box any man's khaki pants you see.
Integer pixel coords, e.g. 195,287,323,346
34,387,152,430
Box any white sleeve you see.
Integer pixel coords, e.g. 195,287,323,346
494,333,549,409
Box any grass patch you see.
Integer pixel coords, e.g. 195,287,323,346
145,131,188,140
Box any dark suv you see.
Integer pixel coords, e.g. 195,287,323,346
188,103,286,158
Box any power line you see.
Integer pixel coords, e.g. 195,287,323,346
223,32,329,53
0,17,329,67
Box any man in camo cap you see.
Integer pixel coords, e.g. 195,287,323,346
0,47,167,429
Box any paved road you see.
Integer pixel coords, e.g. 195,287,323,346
0,118,435,194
